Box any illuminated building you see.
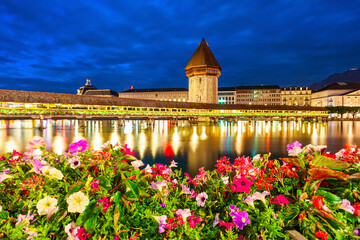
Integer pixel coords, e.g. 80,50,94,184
281,86,311,106
218,87,236,104
311,82,360,107
236,85,281,105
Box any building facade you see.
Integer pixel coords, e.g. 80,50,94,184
281,86,311,106
218,87,236,104
311,82,360,107
118,88,189,102
185,39,222,104
236,85,281,105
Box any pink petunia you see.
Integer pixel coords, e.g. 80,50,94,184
68,140,89,153
230,176,253,193
270,195,290,207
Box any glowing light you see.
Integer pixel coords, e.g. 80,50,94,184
200,126,207,140
53,135,65,154
151,131,158,159
138,131,147,159
172,128,180,155
124,121,133,134
190,126,198,152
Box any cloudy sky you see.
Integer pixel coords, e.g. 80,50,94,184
0,0,359,94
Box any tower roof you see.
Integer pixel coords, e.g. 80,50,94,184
185,39,222,71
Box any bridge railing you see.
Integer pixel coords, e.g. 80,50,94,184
0,106,328,118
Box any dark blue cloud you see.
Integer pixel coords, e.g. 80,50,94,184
0,0,359,93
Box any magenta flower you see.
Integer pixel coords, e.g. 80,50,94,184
287,141,302,151
270,195,290,207
233,211,250,230
16,211,35,225
189,189,198,199
354,228,359,236
76,227,91,240
159,202,166,208
196,192,208,207
122,144,135,156
97,197,113,212
339,199,355,214
68,140,89,153
31,160,46,174
219,221,235,230
90,179,100,191
229,204,240,216
287,141,303,156
230,176,253,193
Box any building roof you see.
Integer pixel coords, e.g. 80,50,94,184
84,89,119,97
314,82,360,93
0,89,327,112
236,85,281,90
185,39,222,71
218,87,236,91
121,88,188,93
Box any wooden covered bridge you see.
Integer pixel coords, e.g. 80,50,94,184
0,89,328,125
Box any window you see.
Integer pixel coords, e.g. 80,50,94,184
199,78,202,83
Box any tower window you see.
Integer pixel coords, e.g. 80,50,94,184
199,77,202,83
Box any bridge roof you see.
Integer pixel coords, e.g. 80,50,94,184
0,89,328,112
121,88,188,93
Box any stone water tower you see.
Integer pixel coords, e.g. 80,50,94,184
185,39,222,104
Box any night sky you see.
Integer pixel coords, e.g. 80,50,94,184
1,0,360,94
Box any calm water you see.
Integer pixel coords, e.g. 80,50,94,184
0,119,359,176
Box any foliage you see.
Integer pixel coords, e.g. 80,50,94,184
0,139,360,239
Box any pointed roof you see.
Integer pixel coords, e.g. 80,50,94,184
185,39,222,71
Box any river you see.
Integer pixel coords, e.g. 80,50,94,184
0,119,358,176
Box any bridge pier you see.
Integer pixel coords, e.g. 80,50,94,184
118,117,124,126
80,116,86,128
38,115,45,130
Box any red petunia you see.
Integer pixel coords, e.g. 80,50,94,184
313,196,325,210
352,202,360,216
315,231,328,240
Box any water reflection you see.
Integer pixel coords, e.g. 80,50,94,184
1,120,360,176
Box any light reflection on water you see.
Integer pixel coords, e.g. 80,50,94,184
1,119,360,176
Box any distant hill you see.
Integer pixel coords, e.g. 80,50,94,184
310,68,360,91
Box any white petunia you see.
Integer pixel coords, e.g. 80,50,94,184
67,191,89,213
36,196,58,215
49,167,64,180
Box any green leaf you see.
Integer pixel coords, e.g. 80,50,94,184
76,200,97,225
308,168,350,181
98,176,112,190
84,212,98,232
0,211,9,219
311,155,350,171
117,161,132,171
124,179,139,201
314,190,341,204
280,157,305,169
68,184,84,196
114,206,120,228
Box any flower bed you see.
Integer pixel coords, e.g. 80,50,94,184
0,139,359,239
